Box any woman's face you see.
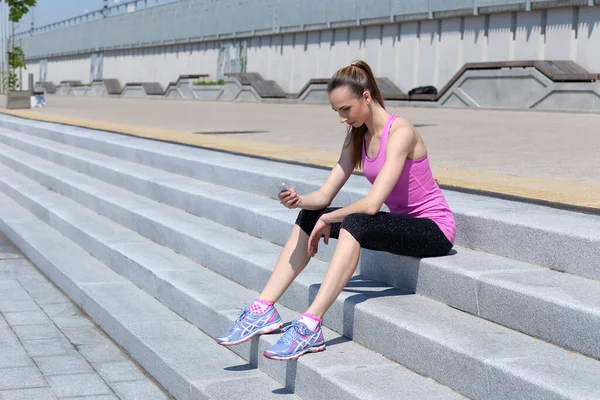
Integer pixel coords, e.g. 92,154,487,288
329,86,371,128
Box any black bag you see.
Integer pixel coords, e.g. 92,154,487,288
408,85,438,96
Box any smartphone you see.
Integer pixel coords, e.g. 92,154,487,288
275,182,289,193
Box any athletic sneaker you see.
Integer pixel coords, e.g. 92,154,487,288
216,306,283,346
263,320,326,361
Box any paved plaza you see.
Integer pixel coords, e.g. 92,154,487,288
2,95,599,209
0,233,171,400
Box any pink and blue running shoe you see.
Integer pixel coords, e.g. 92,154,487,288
263,320,326,361
216,306,283,346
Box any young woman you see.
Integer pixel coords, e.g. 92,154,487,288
217,60,455,361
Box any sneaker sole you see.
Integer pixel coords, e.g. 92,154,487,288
263,343,326,361
217,321,284,347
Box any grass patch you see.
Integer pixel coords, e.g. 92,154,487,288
194,79,225,86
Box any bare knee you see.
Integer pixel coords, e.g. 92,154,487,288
340,213,369,245
295,209,325,236
338,228,360,247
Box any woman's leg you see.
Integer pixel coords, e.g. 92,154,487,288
264,212,453,359
306,228,361,318
307,212,452,318
258,224,311,302
217,208,340,346
263,222,361,360
259,208,342,303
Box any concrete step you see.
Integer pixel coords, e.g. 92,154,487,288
0,171,465,400
1,129,600,361
1,141,600,399
0,116,598,281
0,193,300,400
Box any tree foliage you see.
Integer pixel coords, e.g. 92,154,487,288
3,0,37,23
3,45,26,90
1,0,37,91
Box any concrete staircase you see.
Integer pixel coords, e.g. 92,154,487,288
0,114,599,399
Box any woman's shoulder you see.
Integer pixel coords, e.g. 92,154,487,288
385,116,419,156
388,116,416,138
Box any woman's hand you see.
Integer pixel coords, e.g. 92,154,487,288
279,187,301,209
308,217,331,257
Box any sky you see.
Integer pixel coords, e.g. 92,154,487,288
15,0,177,33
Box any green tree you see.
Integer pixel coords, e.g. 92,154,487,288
2,0,37,91
4,0,37,23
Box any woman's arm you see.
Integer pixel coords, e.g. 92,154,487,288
320,123,416,224
280,139,355,210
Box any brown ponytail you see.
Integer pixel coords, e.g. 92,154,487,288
327,60,385,170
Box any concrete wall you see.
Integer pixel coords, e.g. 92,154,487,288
32,5,600,93
102,42,220,88
576,6,600,73
27,61,40,86
29,55,90,85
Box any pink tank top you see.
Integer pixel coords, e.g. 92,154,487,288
362,114,456,244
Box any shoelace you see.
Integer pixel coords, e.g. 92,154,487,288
233,308,249,327
279,320,309,344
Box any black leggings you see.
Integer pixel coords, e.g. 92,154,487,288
296,207,453,258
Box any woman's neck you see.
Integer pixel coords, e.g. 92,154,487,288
364,104,390,138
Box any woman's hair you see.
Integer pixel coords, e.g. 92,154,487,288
327,60,385,170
